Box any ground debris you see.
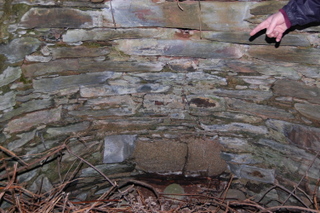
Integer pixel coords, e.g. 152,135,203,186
0,144,319,213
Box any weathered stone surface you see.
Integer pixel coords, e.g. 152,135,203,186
295,103,320,122
23,59,164,78
201,122,268,135
46,122,90,136
226,98,295,121
213,112,263,124
5,107,62,133
1,0,320,203
0,99,53,122
248,46,320,65
143,94,185,115
214,89,272,102
0,67,21,87
133,140,187,174
69,108,124,118
49,46,110,59
22,59,80,78
266,119,320,151
0,91,15,111
188,95,226,116
86,95,139,115
272,80,320,105
219,137,251,153
117,39,243,59
0,37,41,63
221,153,259,165
255,138,320,180
63,28,176,43
19,8,95,29
12,0,55,5
224,60,301,80
80,163,135,177
29,175,53,194
204,32,310,47
8,130,36,150
103,135,137,163
33,72,115,93
200,2,252,31
25,54,52,63
91,118,164,133
69,96,140,118
80,81,170,98
229,164,275,183
249,1,287,15
185,138,227,176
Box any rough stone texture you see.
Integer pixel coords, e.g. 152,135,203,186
133,140,188,174
185,138,227,177
19,8,94,29
0,0,320,202
248,46,320,65
0,91,16,111
0,67,21,88
103,135,137,163
117,39,243,59
0,37,42,63
294,103,320,122
272,79,320,105
4,107,62,133
33,72,115,93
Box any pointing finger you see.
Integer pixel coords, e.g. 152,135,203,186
250,21,268,36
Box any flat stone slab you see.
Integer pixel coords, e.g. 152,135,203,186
226,98,295,121
117,39,243,59
103,135,137,164
272,79,320,105
295,103,320,122
248,46,320,65
5,107,62,133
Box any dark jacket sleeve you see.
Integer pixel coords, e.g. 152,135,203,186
282,0,320,26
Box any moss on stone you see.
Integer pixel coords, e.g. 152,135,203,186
0,54,8,72
12,3,31,18
19,73,32,84
226,76,249,89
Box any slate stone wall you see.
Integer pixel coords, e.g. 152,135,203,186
0,0,319,198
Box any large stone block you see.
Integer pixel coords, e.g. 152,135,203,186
133,140,187,173
184,137,227,176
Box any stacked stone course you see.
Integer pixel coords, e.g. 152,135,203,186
0,0,319,200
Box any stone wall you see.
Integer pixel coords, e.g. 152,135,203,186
0,0,320,200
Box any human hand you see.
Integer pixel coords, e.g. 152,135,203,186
250,11,289,42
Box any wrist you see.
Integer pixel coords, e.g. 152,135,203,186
279,9,291,28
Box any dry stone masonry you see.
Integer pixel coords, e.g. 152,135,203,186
0,0,320,202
